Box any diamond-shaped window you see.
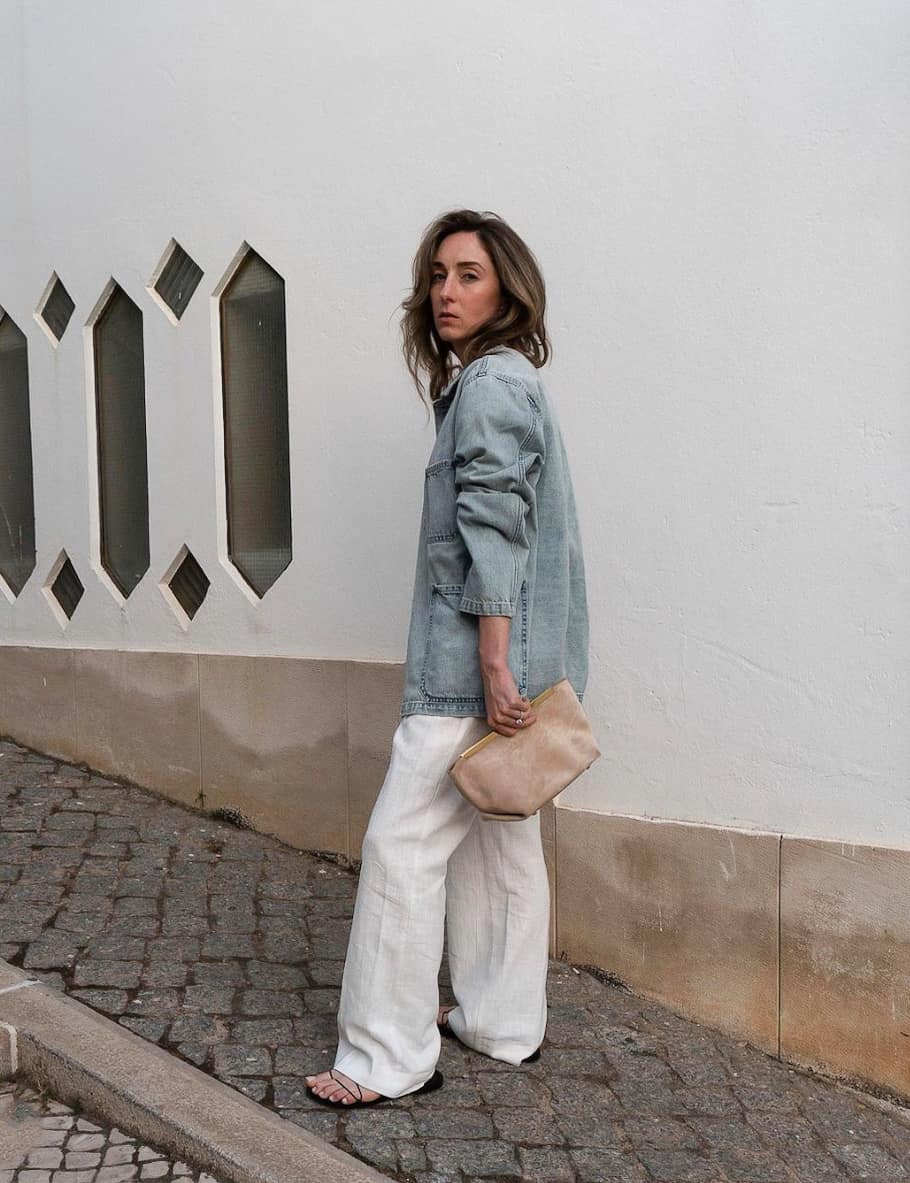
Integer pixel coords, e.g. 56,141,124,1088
43,551,84,623
149,239,204,322
162,545,210,623
35,272,75,343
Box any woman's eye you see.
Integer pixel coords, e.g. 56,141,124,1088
462,273,478,282
431,273,445,283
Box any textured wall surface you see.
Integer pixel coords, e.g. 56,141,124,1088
1,1,908,843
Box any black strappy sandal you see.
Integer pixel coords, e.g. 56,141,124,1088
437,1005,541,1064
307,1067,444,1109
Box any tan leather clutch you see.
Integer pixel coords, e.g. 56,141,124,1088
448,678,601,821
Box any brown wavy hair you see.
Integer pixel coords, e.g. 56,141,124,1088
401,209,551,404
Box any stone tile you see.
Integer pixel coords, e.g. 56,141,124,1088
118,1017,169,1043
412,1108,493,1138
85,937,147,962
73,649,201,805
25,1147,63,1168
424,1138,521,1177
518,1146,575,1181
272,1077,310,1108
685,1115,766,1152
64,1152,102,1169
141,962,188,988
570,1148,649,1182
103,1143,136,1166
72,961,141,989
547,1075,623,1118
169,1015,224,1044
68,1133,104,1150
182,985,236,1014
199,654,348,853
283,1109,339,1139
556,808,779,1053
635,1147,720,1181
828,1140,908,1179
69,989,129,1015
239,989,305,1016
234,1019,294,1046
345,660,405,859
477,1072,543,1108
556,1114,624,1148
220,1076,268,1101
781,837,910,1100
713,1147,792,1181
675,1086,743,1117
246,960,306,989
492,1107,564,1145
213,1045,272,1076
0,646,77,759
622,1116,700,1150
126,989,182,1018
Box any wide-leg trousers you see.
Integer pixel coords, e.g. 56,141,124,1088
332,712,551,1098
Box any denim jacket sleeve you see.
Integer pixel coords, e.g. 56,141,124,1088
453,370,545,617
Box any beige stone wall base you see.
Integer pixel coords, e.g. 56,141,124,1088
554,807,781,1054
1,644,908,1104
780,838,910,1101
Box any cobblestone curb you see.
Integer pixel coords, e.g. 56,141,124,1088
0,959,384,1183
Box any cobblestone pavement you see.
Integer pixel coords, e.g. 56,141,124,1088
2,739,910,1183
0,1078,223,1181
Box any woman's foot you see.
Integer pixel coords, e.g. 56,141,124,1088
437,1004,457,1029
437,1004,541,1064
304,1068,382,1105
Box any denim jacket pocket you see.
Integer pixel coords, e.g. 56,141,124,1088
420,580,529,703
425,459,457,542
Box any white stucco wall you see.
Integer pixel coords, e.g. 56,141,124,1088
1,0,908,845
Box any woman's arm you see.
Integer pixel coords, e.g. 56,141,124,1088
478,615,537,736
452,369,544,736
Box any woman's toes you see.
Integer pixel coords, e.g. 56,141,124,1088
306,1071,334,1095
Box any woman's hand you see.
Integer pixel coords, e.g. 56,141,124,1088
482,664,538,737
477,615,537,736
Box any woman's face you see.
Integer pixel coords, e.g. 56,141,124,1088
430,231,503,360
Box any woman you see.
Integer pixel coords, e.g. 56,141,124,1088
305,209,589,1106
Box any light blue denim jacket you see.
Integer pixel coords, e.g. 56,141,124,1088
400,346,589,717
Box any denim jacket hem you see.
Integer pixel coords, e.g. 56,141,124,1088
400,699,486,718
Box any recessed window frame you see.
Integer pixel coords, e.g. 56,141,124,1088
84,278,151,604
147,238,205,325
34,271,76,346
210,242,293,602
0,306,37,601
42,549,85,627
159,543,210,630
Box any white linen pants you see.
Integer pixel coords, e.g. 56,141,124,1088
333,712,550,1098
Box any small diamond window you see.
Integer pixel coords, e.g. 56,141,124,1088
47,552,84,621
166,546,209,621
150,239,204,322
36,273,75,343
